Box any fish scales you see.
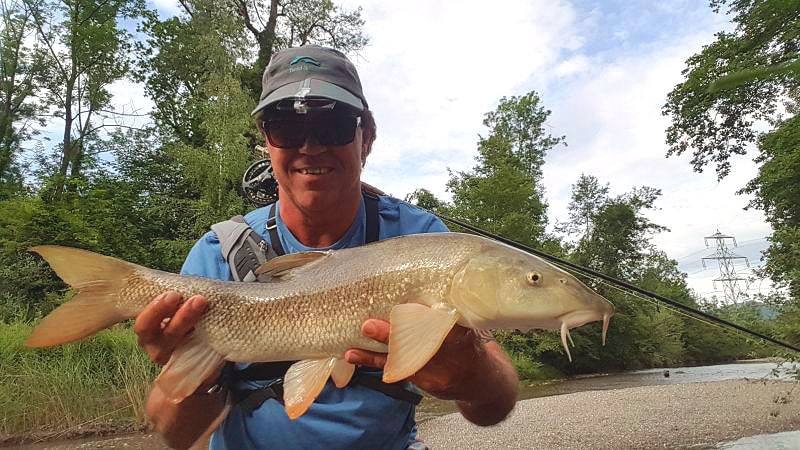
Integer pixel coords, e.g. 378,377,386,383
122,233,482,362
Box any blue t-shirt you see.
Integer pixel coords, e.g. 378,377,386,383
181,195,448,450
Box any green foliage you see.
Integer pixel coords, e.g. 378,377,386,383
0,1,45,187
447,92,565,249
0,322,158,437
664,0,799,335
740,114,800,299
405,188,445,214
663,0,800,179
23,0,148,195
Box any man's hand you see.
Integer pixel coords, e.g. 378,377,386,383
134,291,224,449
344,319,518,425
134,291,208,365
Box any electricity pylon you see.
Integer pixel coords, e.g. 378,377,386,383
701,230,750,304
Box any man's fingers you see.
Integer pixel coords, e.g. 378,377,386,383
159,295,208,349
361,319,390,344
134,292,182,344
345,349,387,369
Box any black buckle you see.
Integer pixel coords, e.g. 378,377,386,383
235,379,285,416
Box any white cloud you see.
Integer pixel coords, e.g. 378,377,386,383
347,0,581,196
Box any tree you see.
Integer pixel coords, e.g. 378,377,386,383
663,0,800,179
405,188,445,213
740,112,800,299
233,0,368,100
0,0,43,191
555,174,609,238
663,0,800,308
23,0,146,197
447,92,565,248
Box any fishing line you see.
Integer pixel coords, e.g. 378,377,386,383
433,212,800,354
556,264,750,339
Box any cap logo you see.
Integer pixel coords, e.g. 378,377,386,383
290,56,321,66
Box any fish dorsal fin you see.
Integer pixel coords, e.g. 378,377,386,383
254,251,328,279
283,358,337,420
382,303,460,383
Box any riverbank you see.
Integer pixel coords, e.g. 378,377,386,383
9,379,799,449
417,379,800,449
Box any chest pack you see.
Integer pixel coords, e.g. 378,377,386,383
210,192,422,415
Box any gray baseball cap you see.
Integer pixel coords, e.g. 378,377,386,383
252,45,367,115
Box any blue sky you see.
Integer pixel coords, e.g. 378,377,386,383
125,0,770,300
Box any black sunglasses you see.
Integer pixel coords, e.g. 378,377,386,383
262,113,361,149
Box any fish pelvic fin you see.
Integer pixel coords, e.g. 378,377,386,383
26,246,140,347
383,303,459,384
331,359,355,388
156,333,225,404
283,358,338,420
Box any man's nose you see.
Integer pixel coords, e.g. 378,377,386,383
298,135,327,156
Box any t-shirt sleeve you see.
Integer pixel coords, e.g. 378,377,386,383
180,231,232,281
425,215,449,233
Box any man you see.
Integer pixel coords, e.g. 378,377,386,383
135,45,518,449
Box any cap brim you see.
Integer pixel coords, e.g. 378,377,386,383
251,78,365,115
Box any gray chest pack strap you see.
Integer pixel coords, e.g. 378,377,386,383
211,216,278,282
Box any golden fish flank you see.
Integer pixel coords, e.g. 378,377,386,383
26,232,614,420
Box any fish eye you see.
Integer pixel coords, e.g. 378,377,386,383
526,271,542,286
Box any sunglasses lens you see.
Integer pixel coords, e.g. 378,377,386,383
264,114,359,148
265,120,306,148
314,115,359,146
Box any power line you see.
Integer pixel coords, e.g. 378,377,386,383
433,212,800,355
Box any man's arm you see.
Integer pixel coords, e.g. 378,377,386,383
345,320,518,426
134,292,225,449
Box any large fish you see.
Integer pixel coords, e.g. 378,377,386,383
26,232,613,420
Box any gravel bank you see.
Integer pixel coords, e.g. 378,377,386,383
417,379,800,449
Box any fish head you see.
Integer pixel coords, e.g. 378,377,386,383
449,243,614,333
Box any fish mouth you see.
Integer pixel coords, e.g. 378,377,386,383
555,307,613,362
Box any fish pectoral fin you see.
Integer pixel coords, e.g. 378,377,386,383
254,251,329,278
383,303,459,383
283,358,337,420
155,333,225,403
331,359,355,388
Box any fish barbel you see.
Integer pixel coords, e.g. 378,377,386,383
27,232,614,420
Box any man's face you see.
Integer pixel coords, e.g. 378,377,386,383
264,109,368,213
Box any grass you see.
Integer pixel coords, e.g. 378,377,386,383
0,321,158,440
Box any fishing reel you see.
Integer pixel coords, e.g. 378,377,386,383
242,158,279,207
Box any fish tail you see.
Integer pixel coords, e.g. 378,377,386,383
26,246,140,348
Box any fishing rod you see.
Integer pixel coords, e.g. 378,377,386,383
434,212,800,355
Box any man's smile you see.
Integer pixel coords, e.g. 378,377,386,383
296,167,333,175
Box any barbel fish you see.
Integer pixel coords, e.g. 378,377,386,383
26,232,614,420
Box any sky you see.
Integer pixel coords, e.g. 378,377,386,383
137,0,772,300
